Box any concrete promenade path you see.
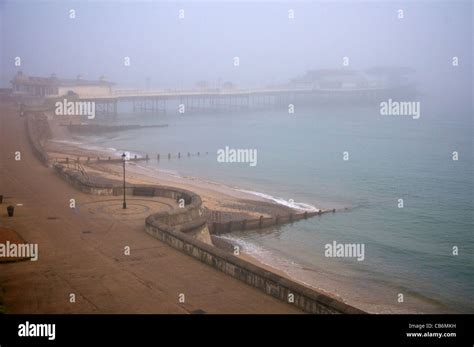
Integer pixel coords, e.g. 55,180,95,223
0,101,301,313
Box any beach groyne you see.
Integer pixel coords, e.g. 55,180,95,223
209,210,333,235
53,152,210,167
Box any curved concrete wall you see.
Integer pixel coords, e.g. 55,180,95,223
52,163,208,233
26,114,50,166
145,215,364,314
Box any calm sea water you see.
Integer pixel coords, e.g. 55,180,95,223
77,98,473,313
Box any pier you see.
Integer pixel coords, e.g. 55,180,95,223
77,87,387,117
11,72,390,117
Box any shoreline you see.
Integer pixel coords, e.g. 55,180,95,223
44,125,325,220
43,118,357,306
41,115,457,314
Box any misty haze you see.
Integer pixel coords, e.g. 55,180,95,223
0,0,472,330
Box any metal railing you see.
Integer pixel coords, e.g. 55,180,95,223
53,157,89,182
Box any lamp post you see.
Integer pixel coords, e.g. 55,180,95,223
122,153,127,209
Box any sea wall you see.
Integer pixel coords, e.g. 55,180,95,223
52,163,208,233
52,163,115,195
25,114,50,166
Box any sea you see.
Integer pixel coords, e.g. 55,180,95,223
71,95,473,313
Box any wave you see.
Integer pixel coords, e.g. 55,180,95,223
135,163,181,177
216,234,299,270
49,139,84,145
77,142,145,160
215,234,332,293
54,137,154,165
134,163,320,212
50,139,123,156
236,189,319,212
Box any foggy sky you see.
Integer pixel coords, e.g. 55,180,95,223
0,0,472,94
